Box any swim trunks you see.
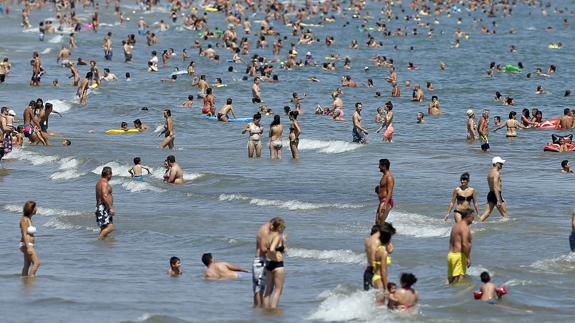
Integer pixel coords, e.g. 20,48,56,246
41,122,48,132
487,191,504,204
363,266,374,291
252,97,261,104
133,175,144,181
447,252,467,278
216,112,227,121
352,127,366,143
252,256,267,294
0,74,5,83
95,204,113,229
570,231,575,252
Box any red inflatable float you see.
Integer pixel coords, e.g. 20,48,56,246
534,118,560,129
544,134,575,152
474,287,508,299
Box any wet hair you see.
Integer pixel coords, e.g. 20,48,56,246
400,273,418,288
133,157,141,165
121,122,128,128
480,271,490,283
201,253,212,266
23,201,37,218
63,139,71,146
289,110,299,119
226,98,232,105
101,166,112,177
508,111,516,119
206,88,212,95
45,102,53,110
284,106,291,115
170,256,180,266
270,217,285,232
125,72,131,78
378,230,393,245
522,108,530,117
227,66,234,72
379,158,390,170
460,172,470,182
385,101,393,110
166,155,176,163
387,282,397,290
564,108,571,115
432,95,438,101
565,90,571,97
379,222,396,236
188,95,193,100
134,119,142,126
270,115,281,127
494,116,501,122
253,112,262,121
164,109,171,116
562,160,569,168
370,224,380,235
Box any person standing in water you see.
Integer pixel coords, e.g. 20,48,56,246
376,159,395,224
478,109,490,151
95,166,115,239
447,209,474,284
479,157,508,222
288,111,301,159
160,109,175,149
242,113,263,159
20,201,40,277
352,102,368,144
570,209,575,252
263,217,286,309
444,172,480,222
466,109,477,141
253,218,276,306
269,115,283,159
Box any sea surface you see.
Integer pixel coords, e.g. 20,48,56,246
0,1,574,322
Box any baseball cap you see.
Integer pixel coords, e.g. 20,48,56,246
466,109,474,116
492,156,506,165
8,109,16,116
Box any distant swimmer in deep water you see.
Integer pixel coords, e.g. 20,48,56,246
202,253,250,280
167,256,182,277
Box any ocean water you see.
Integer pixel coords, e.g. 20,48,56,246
0,2,574,322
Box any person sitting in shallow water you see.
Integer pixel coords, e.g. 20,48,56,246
201,253,250,280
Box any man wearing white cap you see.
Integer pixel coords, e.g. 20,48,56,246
479,156,508,222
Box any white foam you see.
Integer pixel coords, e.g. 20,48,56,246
92,162,134,178
3,148,59,165
50,169,84,180
23,27,40,33
121,180,166,193
46,99,73,113
309,286,395,322
288,248,364,264
57,157,79,169
298,139,363,154
43,217,98,232
386,211,451,238
48,35,63,43
40,48,52,55
503,279,532,287
467,265,491,277
218,194,364,211
3,204,81,217
529,253,575,273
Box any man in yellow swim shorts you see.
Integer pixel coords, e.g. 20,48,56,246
447,209,474,284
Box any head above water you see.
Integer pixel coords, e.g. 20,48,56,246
400,273,418,289
480,271,491,283
201,253,213,266
101,166,112,178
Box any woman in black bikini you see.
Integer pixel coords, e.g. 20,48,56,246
444,172,480,222
263,218,286,309
288,111,301,159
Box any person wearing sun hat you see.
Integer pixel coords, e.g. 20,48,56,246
479,156,508,222
466,109,477,140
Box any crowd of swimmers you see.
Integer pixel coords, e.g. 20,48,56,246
3,0,575,316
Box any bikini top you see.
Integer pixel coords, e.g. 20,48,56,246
249,123,263,135
27,225,37,236
456,195,473,202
